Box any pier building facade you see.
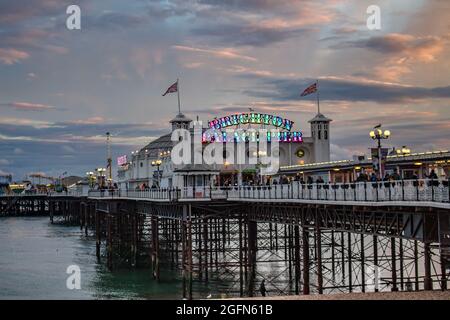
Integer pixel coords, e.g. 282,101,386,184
118,110,332,190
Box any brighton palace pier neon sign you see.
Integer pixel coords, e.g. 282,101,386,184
205,112,303,143
209,112,294,131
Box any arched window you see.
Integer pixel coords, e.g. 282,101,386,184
324,130,328,140
318,130,321,140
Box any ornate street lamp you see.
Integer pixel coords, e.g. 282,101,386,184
86,171,95,188
369,126,390,178
396,146,411,156
151,159,162,187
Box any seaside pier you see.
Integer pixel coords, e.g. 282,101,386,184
2,180,449,299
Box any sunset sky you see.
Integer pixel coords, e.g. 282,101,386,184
0,0,449,179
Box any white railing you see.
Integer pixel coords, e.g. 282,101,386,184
10,179,443,204
227,179,450,203
88,186,230,201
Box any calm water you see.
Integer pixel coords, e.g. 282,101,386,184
0,217,186,300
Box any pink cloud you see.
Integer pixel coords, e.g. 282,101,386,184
1,102,56,111
0,48,29,64
69,117,106,125
173,45,257,62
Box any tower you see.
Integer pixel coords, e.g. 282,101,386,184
170,112,192,131
309,112,332,163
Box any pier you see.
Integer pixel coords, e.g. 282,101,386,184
1,179,449,299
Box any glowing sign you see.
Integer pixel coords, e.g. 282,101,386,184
208,113,294,131
202,131,303,143
117,155,127,166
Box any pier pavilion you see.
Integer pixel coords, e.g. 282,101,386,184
118,110,332,191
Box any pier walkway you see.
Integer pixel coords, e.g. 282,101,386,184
84,179,450,209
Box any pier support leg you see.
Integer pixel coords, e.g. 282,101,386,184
391,237,398,291
247,220,257,297
294,225,300,295
424,242,433,290
316,222,323,294
151,216,160,280
348,232,352,293
302,227,310,295
373,235,379,292
95,210,101,261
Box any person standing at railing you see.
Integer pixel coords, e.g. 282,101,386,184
426,169,439,187
427,169,438,180
391,169,401,181
357,170,369,182
370,172,377,182
382,173,391,188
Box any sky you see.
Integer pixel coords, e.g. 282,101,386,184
0,0,449,180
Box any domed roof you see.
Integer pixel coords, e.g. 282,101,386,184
170,112,192,123
308,112,332,123
138,133,172,157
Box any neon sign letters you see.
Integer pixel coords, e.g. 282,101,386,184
117,155,127,166
208,113,294,131
202,131,303,143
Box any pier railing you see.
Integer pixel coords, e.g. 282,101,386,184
3,180,449,205
227,179,450,204
88,186,227,201
0,190,84,197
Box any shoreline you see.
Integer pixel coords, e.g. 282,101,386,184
231,290,450,300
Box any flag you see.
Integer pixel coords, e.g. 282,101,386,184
300,82,317,97
162,81,178,96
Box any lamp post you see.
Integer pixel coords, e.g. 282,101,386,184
396,146,411,156
151,159,162,188
370,127,390,179
96,168,106,188
86,171,95,189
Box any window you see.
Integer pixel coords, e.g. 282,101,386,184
140,162,143,167
318,130,321,140
324,130,328,140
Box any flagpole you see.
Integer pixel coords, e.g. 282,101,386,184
177,78,181,114
316,79,320,114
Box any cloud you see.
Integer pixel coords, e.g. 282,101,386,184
0,159,11,165
190,0,338,46
0,0,88,26
241,75,450,104
333,33,448,81
0,169,12,175
192,23,312,47
0,48,29,64
88,12,148,30
68,117,106,125
173,45,257,61
347,34,446,61
13,148,24,155
61,145,76,154
0,102,58,111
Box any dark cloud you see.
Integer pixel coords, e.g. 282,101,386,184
332,33,446,58
199,0,303,13
192,24,311,47
0,139,134,180
87,12,148,30
0,121,168,141
0,0,88,27
240,75,450,103
0,120,170,179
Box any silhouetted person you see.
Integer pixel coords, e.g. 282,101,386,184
259,280,267,297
